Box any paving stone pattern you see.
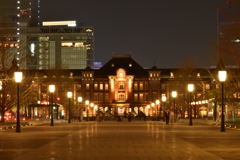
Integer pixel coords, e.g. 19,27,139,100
0,119,239,160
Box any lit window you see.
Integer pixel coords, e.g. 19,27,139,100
139,82,143,90
139,93,143,101
86,84,90,90
197,94,201,98
205,84,210,90
105,84,109,90
111,64,114,67
119,94,125,101
134,94,138,102
134,83,138,90
129,63,132,67
94,84,98,90
99,84,103,90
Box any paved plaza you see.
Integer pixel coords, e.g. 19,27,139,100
0,119,240,160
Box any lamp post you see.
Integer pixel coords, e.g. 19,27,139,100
172,91,177,122
14,72,22,133
90,103,94,118
78,97,82,122
85,100,89,121
151,102,155,120
147,105,150,119
94,105,98,117
156,100,160,120
218,70,227,132
67,92,72,123
49,85,55,126
188,84,194,126
162,96,166,119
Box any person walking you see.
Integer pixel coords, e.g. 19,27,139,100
164,110,170,125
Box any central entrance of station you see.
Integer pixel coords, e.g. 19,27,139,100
112,102,130,116
117,107,125,116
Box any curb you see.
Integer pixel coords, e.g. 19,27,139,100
0,123,33,131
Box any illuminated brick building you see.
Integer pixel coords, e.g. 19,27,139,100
27,54,211,119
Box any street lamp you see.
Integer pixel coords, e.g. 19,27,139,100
147,105,150,117
90,103,94,118
218,70,227,132
172,91,177,122
94,105,98,118
14,72,22,133
156,100,160,120
67,92,72,123
85,100,89,121
49,85,55,126
161,96,166,119
188,84,194,126
78,97,82,122
151,102,155,120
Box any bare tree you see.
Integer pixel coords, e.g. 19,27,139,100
0,14,28,122
174,56,205,118
206,1,240,121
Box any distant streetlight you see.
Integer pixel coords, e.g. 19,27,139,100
85,100,89,121
172,91,177,122
67,92,72,123
151,102,155,120
156,100,160,120
49,85,55,126
161,96,166,119
78,97,82,122
90,103,94,118
188,84,194,126
147,105,150,117
218,70,227,132
14,72,23,133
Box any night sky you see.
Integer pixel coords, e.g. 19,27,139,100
40,0,228,68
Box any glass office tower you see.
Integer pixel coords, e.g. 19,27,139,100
27,24,94,69
0,1,95,70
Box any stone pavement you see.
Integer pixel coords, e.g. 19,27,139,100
0,119,240,160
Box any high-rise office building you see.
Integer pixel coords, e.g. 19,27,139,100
0,0,33,28
27,21,94,69
0,0,35,70
0,1,95,70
